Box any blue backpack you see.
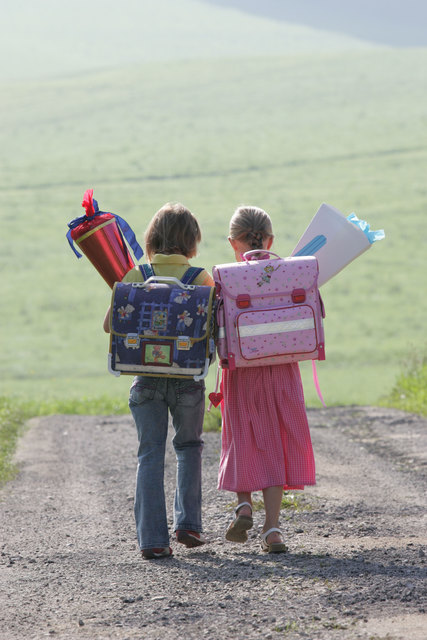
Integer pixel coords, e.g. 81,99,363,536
108,265,215,380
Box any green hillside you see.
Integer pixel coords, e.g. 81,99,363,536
0,0,372,82
1,46,426,406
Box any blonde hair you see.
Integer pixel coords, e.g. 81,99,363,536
229,206,274,250
144,203,202,260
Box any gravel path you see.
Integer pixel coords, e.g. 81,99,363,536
1,406,426,639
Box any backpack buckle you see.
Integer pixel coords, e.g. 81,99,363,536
236,294,251,309
177,336,191,350
124,334,140,349
292,288,306,304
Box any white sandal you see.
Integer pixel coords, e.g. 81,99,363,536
225,502,253,543
261,527,288,554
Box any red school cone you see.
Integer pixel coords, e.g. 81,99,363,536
66,189,143,288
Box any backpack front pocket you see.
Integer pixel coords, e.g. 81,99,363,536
236,305,319,362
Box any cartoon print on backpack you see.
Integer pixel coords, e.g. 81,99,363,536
176,309,193,332
118,304,135,320
256,263,279,287
197,302,208,317
152,309,168,332
173,290,192,304
151,344,168,363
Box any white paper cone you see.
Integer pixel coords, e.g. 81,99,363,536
291,203,371,286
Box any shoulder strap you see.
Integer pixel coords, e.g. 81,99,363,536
139,264,203,284
139,264,154,280
180,266,204,284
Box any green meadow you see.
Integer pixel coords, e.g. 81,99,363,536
1,43,426,409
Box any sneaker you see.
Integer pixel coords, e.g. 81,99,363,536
141,546,173,560
175,530,207,548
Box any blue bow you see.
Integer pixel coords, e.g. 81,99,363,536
66,197,143,260
347,213,385,244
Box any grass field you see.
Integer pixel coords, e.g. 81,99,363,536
0,0,371,81
1,43,426,407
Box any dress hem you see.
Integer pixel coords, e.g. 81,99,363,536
217,482,315,493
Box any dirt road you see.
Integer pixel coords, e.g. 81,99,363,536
1,406,426,639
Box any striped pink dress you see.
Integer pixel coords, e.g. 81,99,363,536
217,363,315,492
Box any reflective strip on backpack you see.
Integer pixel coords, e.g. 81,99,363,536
238,317,314,338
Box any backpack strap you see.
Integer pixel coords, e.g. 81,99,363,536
139,264,155,280
139,264,203,284
180,266,204,285
312,360,326,408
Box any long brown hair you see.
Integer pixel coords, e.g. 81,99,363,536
144,203,202,260
229,206,274,250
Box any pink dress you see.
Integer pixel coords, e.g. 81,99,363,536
217,363,315,493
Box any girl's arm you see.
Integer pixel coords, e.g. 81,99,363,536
103,306,111,333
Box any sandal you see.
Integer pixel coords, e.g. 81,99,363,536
260,528,288,554
225,502,253,543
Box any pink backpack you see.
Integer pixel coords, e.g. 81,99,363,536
213,252,325,370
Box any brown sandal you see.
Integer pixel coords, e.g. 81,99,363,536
260,528,287,554
225,502,253,543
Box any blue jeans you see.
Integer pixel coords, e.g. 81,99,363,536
129,376,205,550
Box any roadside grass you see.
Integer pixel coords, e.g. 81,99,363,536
0,395,128,488
280,493,311,511
0,398,32,486
380,351,427,417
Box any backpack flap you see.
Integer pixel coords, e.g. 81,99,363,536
213,255,325,368
215,255,319,300
109,280,215,378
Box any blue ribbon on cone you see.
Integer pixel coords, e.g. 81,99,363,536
66,197,143,260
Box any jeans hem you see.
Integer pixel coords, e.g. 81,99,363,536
140,542,171,550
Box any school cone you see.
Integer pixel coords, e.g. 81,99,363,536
292,203,385,286
66,189,143,288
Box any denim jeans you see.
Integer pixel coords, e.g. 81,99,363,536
129,375,205,550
